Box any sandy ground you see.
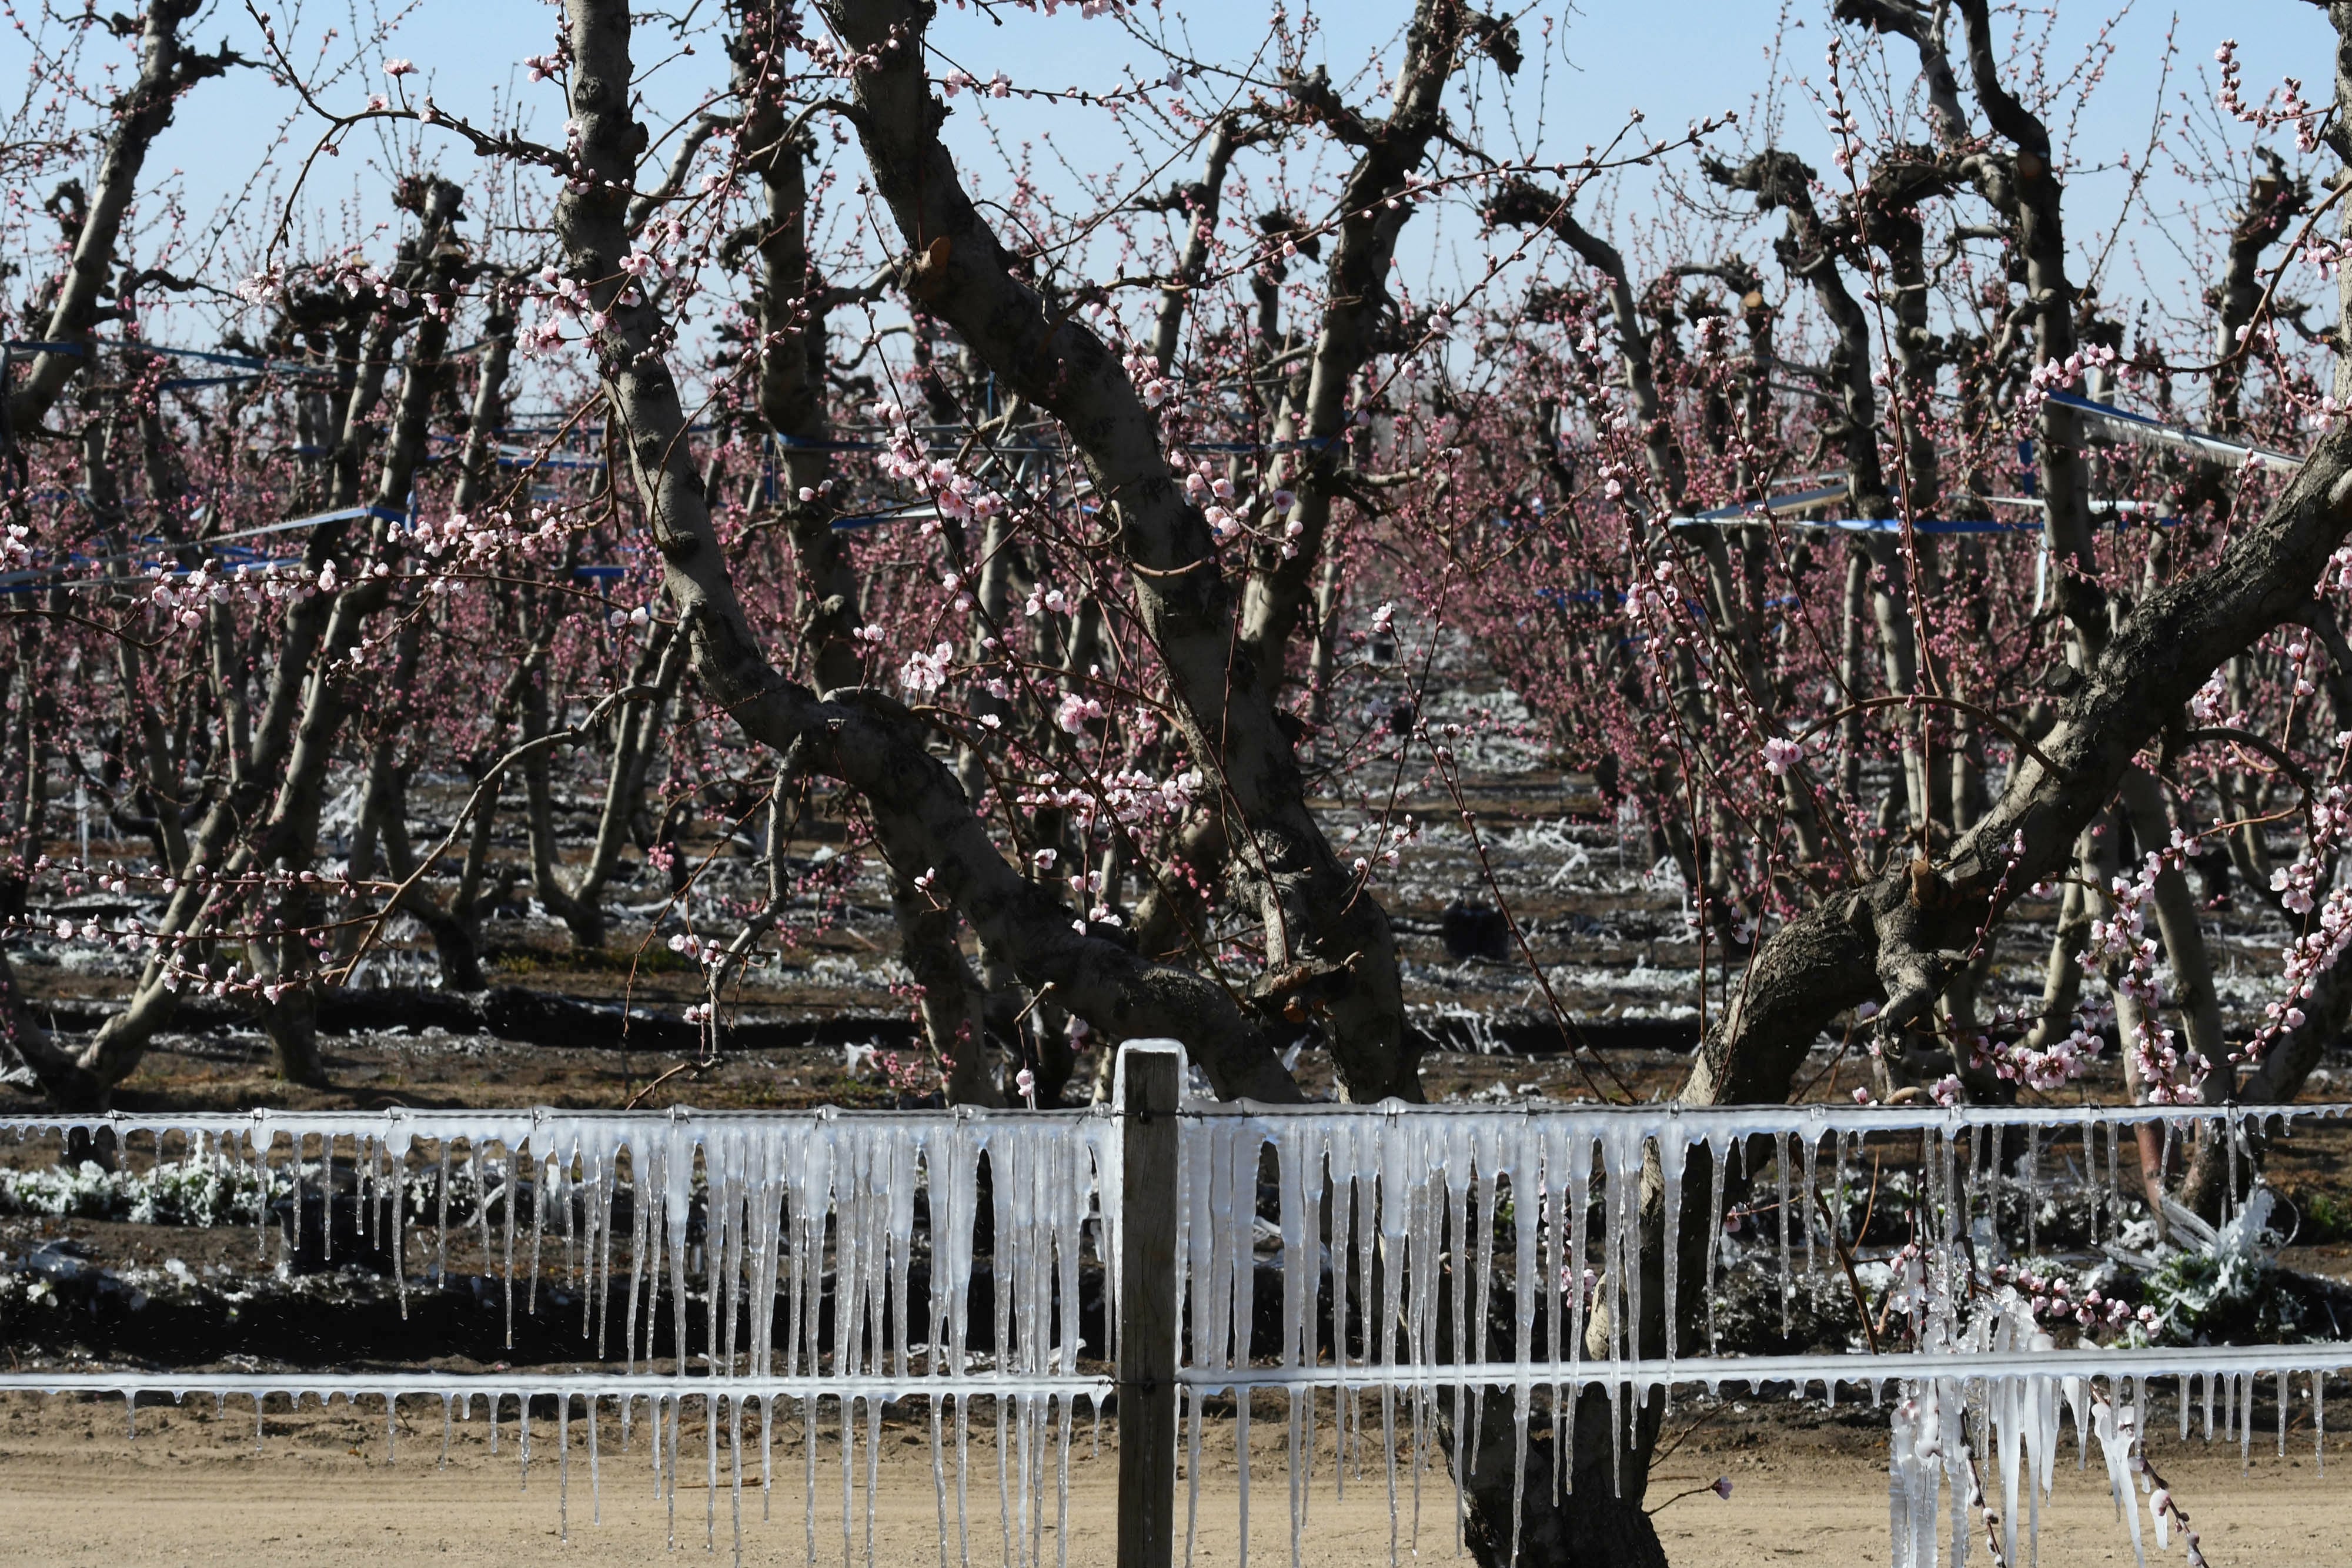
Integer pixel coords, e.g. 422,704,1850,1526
2,1390,2348,1566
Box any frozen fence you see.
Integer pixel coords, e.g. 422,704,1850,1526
4,1045,2351,1567
1176,1095,2341,1392
1173,1094,2352,1568
1,1098,1120,1563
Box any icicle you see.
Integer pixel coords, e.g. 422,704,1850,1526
1660,1118,1685,1400
2023,1124,2040,1256
870,1392,884,1568
1834,1130,1852,1249
596,1146,616,1358
290,1132,305,1258
1055,1394,1074,1568
944,1392,966,1568
320,1133,333,1265
1798,1121,1820,1278
1328,1119,1358,1507
1454,1123,1488,1553
1775,1131,1793,1336
1567,1129,1591,1395
2226,1111,2243,1227
1020,1392,1038,1568
559,1142,576,1317
2164,1119,2181,1211
2241,1373,2253,1473
529,1147,548,1316
251,1125,272,1264
2100,1375,2146,1563
557,1393,570,1541
1703,1134,1728,1356
500,1142,518,1349
1381,1115,1409,1567
665,1394,684,1552
931,1392,951,1568
2081,1116,2099,1247
1963,1123,1982,1236
630,1138,655,1377
1511,1116,1541,1567
1230,1118,1261,1568
434,1141,452,1288
2106,1116,2122,1237
1889,1380,1930,1568
1999,1373,2023,1566
804,1393,820,1567
1275,1120,1314,1568
389,1131,410,1319
725,1395,742,1568
1286,1385,1308,1568
994,1391,1011,1568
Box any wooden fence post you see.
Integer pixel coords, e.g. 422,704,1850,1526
1115,1040,1181,1568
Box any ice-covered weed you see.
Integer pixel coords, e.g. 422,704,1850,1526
0,1157,275,1226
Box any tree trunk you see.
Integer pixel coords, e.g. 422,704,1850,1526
551,0,1301,1102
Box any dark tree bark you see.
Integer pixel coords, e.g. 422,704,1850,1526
731,4,997,1102
54,184,468,1101
814,0,1466,1102
0,1,236,1093
6,4,239,430
546,0,1300,1104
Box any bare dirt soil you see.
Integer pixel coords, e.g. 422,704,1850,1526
8,769,2352,1564
0,1386,2345,1566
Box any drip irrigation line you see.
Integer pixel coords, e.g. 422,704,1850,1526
0,503,406,594
2049,389,2306,472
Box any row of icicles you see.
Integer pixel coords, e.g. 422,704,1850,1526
5,1099,2346,1566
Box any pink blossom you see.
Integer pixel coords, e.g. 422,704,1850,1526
1055,693,1104,734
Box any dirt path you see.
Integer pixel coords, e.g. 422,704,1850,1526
2,1392,2346,1565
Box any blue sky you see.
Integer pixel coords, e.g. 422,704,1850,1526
1,2,2336,354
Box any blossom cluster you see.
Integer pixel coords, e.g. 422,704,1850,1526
1993,1263,2157,1336
2247,777,2352,1065
2082,840,2202,1103
1014,767,1204,835
868,399,1008,526
2216,39,2325,153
